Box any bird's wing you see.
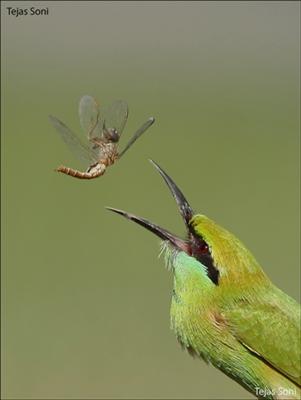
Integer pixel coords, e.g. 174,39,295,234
226,290,301,386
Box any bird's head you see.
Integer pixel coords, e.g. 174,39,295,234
107,161,267,292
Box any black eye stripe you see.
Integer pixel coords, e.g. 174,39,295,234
195,252,219,285
189,233,219,285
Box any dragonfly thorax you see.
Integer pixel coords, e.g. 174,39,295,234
91,137,118,161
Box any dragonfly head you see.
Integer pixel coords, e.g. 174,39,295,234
103,127,119,143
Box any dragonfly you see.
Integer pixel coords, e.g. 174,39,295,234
49,95,155,179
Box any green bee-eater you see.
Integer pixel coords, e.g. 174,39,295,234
107,160,300,399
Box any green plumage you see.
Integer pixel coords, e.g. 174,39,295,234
108,161,301,399
168,215,300,399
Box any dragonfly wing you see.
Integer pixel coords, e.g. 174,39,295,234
103,100,128,139
119,117,155,158
49,115,98,165
78,95,104,140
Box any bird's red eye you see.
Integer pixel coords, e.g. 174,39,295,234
200,243,209,254
189,235,210,257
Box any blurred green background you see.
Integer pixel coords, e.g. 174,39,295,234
1,1,300,399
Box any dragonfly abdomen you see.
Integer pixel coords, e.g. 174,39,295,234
56,163,106,179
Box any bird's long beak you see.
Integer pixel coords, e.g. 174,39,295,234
106,160,193,253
